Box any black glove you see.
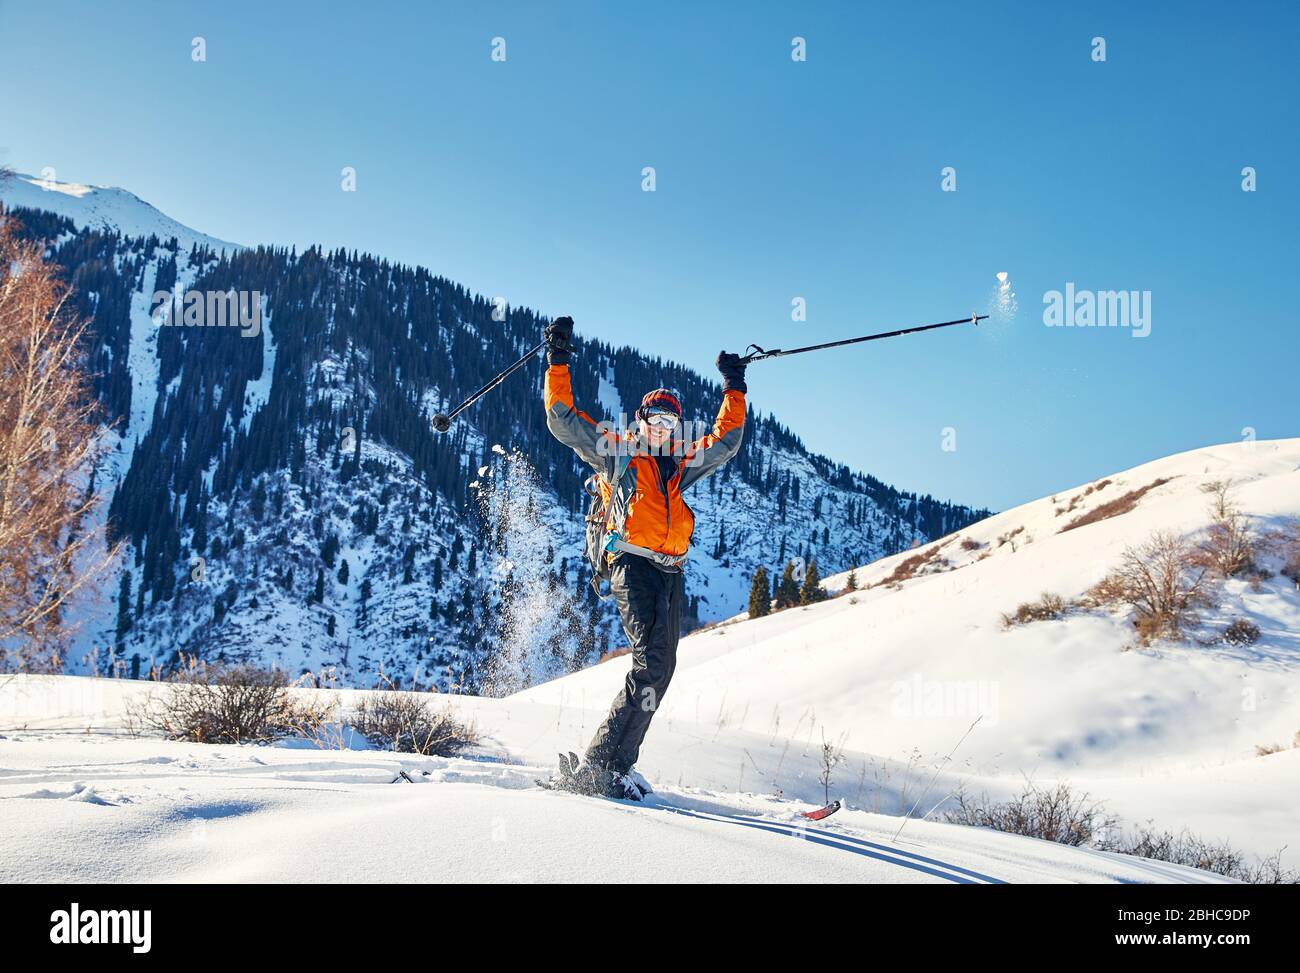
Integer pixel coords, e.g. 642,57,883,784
716,350,748,393
545,316,575,365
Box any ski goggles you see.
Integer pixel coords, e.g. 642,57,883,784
642,410,680,430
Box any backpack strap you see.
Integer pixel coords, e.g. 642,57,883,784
610,449,633,495
599,449,634,549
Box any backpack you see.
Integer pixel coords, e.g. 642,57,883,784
583,451,633,600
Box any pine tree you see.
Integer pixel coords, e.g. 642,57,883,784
845,567,858,591
775,561,800,609
320,533,339,568
357,578,372,628
115,573,132,644
747,566,771,618
800,559,826,605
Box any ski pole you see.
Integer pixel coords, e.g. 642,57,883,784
432,338,546,432
739,312,986,364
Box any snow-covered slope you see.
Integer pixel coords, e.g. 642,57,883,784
516,438,1300,866
0,676,1237,883
0,171,239,253
9,431,1297,882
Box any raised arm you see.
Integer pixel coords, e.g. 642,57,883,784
677,352,748,491
545,363,616,473
542,316,615,474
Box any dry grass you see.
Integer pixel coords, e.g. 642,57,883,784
1054,478,1112,518
1059,477,1172,533
874,544,947,587
1001,592,1068,628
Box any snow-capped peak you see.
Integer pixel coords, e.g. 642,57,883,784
0,171,240,254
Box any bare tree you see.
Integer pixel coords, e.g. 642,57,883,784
0,213,117,671
817,728,845,804
1194,480,1255,577
1091,530,1211,643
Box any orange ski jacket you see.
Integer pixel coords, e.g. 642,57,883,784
544,364,746,559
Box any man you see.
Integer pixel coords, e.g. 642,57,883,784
542,315,747,799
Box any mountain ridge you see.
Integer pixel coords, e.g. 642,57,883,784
0,171,991,691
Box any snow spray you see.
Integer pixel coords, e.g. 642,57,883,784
991,271,1018,322
471,445,596,695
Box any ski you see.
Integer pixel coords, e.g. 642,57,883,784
800,800,841,821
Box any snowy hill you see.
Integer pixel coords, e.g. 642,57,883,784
0,171,239,254
516,438,1300,868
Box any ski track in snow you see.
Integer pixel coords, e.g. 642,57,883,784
0,723,1233,884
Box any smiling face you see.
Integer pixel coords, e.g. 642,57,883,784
643,421,673,449
639,407,679,451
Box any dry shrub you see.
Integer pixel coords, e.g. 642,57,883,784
346,691,478,756
1263,519,1300,588
945,782,1114,847
949,781,1297,882
126,663,333,744
0,210,117,671
1222,618,1261,646
1192,480,1256,577
995,525,1025,549
1059,477,1172,533
1097,825,1298,884
1001,592,1067,628
1055,480,1109,518
960,537,981,551
1088,530,1212,643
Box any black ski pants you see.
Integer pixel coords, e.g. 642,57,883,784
584,552,685,774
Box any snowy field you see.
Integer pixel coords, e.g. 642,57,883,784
2,439,1297,883
0,678,1234,884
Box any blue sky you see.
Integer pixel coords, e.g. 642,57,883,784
2,1,1296,510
